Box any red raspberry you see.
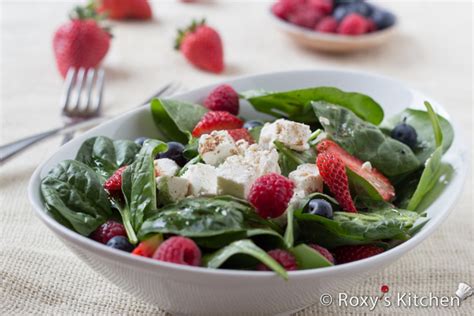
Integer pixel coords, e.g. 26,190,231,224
192,111,243,137
338,13,369,35
153,236,201,266
227,128,255,144
308,0,333,15
90,220,126,244
309,244,335,264
103,166,127,192
256,249,298,271
332,245,384,264
288,5,324,29
315,16,338,33
272,0,306,19
248,173,294,219
204,84,240,115
316,152,357,212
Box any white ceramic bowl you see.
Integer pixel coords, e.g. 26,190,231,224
28,70,468,315
269,9,397,52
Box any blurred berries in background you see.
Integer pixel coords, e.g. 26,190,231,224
97,0,152,20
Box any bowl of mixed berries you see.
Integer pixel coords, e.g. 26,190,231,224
271,0,397,52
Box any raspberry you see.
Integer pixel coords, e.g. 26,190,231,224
315,16,338,33
288,5,324,29
90,220,126,244
309,244,335,264
227,128,255,144
366,19,377,32
248,173,294,219
316,152,357,212
256,249,298,271
132,234,163,258
308,0,333,15
332,245,384,264
192,111,243,137
338,13,369,35
272,0,306,19
204,84,240,115
153,236,201,266
103,166,127,192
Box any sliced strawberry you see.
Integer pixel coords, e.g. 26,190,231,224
192,111,243,137
317,140,395,201
227,128,255,144
316,152,357,213
131,234,163,257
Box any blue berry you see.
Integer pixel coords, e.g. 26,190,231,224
305,199,334,219
243,120,264,130
333,2,373,21
106,236,134,252
134,137,148,146
370,8,396,30
157,141,187,166
391,121,417,149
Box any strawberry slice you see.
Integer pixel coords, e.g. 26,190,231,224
192,111,243,137
132,234,163,258
317,140,395,201
316,152,357,213
227,128,255,144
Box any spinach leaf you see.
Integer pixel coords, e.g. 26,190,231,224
194,228,285,249
380,106,453,164
150,99,208,144
295,205,420,248
346,168,384,204
244,87,384,125
289,244,333,269
40,160,112,236
176,155,202,176
203,239,288,279
138,196,275,239
273,141,316,176
183,137,199,159
313,101,420,177
75,136,140,180
121,139,168,243
248,125,263,142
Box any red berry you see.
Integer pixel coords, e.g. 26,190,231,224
90,220,126,244
103,166,128,192
315,16,338,33
316,152,357,212
248,173,294,219
98,0,152,20
288,5,324,29
192,111,243,137
309,244,335,264
338,13,369,35
132,234,163,258
332,245,384,264
227,128,255,144
153,236,201,266
381,284,389,293
366,19,377,32
176,20,224,73
256,249,298,271
204,84,240,115
308,0,333,15
317,140,395,201
272,0,306,19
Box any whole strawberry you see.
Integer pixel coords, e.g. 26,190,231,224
53,5,111,77
175,19,224,74
97,0,152,20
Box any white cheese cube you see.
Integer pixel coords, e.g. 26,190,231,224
181,163,217,196
156,176,190,204
259,119,312,152
216,156,258,199
244,144,281,176
289,163,323,196
154,158,180,177
198,130,239,166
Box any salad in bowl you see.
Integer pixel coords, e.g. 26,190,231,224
39,82,455,280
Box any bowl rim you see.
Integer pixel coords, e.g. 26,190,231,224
268,5,398,42
28,69,469,280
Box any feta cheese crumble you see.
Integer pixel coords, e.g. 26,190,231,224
154,158,180,177
289,163,323,197
181,163,217,196
198,130,239,166
156,176,189,204
258,119,312,152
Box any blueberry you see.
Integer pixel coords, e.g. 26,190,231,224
244,120,264,130
157,141,187,166
333,2,373,21
106,236,134,252
134,137,148,146
391,121,417,149
370,8,396,30
304,199,334,219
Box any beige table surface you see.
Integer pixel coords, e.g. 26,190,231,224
1,1,473,315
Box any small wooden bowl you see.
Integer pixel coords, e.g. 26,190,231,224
269,10,397,53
